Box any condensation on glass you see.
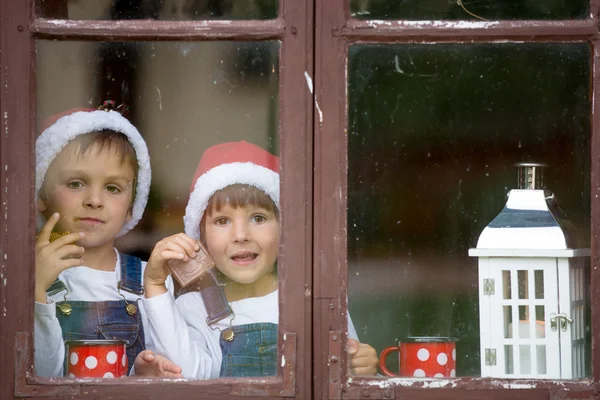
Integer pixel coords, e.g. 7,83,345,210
349,0,588,20
347,43,590,378
35,39,279,380
37,0,278,20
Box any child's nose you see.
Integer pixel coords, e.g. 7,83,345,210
83,187,104,209
232,221,250,243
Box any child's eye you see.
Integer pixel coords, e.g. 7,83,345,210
251,215,267,223
106,185,121,194
215,217,229,226
66,181,84,189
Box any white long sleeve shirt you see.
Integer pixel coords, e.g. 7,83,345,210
34,250,172,377
142,288,359,379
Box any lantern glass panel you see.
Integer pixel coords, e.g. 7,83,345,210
535,306,545,338
520,345,531,374
518,270,528,299
518,306,529,338
537,345,547,374
503,270,512,299
348,42,590,378
504,306,513,339
535,270,544,299
505,345,514,374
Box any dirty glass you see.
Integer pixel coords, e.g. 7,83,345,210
37,0,278,20
34,40,279,380
349,0,588,20
348,43,591,379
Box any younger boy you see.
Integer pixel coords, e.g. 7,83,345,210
34,104,178,378
141,141,378,378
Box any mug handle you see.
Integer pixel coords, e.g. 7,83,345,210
379,346,400,377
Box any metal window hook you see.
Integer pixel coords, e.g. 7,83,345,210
550,312,573,332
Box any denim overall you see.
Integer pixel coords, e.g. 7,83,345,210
46,253,145,375
190,273,278,378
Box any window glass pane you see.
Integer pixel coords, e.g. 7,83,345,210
35,39,279,380
347,43,590,379
349,0,588,20
37,0,278,20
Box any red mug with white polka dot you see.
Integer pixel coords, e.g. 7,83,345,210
65,340,128,378
379,337,457,378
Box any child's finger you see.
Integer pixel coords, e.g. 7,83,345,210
168,234,198,257
54,244,85,260
158,359,182,375
57,257,85,271
37,213,60,245
160,250,187,261
142,350,156,363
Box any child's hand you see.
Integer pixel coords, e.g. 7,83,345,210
35,213,85,304
347,338,378,376
144,233,199,297
132,350,182,378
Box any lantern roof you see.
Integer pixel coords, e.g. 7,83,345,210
473,189,575,251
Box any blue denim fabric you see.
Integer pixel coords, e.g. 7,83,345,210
56,299,144,375
50,253,145,375
219,323,278,377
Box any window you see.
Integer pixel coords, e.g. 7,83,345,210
313,0,598,399
2,0,600,399
2,0,313,398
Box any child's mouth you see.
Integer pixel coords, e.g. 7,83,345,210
231,252,258,263
78,218,104,226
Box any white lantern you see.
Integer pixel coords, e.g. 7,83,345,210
469,163,590,379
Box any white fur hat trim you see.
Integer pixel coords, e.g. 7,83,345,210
36,110,151,237
184,162,280,240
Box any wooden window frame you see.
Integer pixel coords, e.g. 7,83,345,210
313,0,600,399
0,0,314,398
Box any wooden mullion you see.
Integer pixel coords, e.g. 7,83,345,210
591,40,600,385
31,18,285,41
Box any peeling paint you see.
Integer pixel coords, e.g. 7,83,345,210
45,19,71,27
281,355,286,367
304,72,323,124
365,20,500,29
155,86,163,110
303,71,313,94
354,377,575,390
304,287,311,297
315,100,323,124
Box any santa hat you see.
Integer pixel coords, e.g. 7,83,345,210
184,141,280,240
36,106,151,237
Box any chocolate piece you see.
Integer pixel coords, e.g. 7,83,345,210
168,241,215,287
49,231,70,242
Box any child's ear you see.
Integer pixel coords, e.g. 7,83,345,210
37,197,47,213
125,205,133,223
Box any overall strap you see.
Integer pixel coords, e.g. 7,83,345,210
118,252,144,295
46,279,67,296
177,272,233,326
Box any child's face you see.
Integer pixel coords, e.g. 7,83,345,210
38,141,135,249
204,203,279,286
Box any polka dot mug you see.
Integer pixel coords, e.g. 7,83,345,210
65,340,128,378
379,337,457,378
